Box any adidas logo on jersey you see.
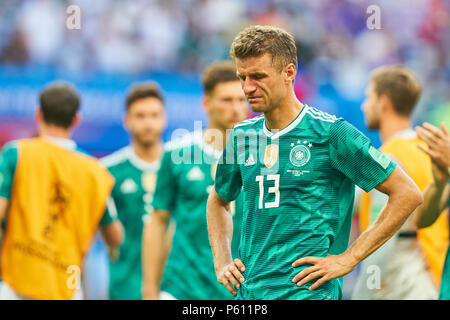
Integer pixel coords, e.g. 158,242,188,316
187,166,205,181
120,178,138,194
245,154,256,166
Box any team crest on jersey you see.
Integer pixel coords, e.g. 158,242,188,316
142,172,157,193
264,144,279,168
289,141,311,167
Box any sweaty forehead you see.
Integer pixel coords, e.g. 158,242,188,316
235,54,275,75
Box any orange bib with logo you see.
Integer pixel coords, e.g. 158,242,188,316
1,138,114,299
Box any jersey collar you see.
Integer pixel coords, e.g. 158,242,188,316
43,136,77,150
128,147,160,171
384,128,416,144
263,104,308,139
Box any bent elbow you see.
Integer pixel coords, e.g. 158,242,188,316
104,221,124,247
414,189,424,208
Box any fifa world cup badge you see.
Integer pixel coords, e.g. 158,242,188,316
142,172,157,193
264,144,279,168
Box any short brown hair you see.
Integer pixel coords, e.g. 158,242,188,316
202,61,239,95
39,81,80,128
126,81,164,111
230,25,297,71
370,65,422,116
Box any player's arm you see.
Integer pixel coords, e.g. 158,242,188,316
293,120,423,290
99,197,124,261
0,197,7,242
293,166,422,289
413,166,449,229
142,148,178,300
207,188,245,296
413,122,450,228
0,142,18,245
142,209,172,300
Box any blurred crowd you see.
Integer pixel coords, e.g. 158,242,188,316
0,0,448,124
0,0,448,90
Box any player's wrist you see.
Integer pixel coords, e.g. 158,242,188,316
341,250,360,269
142,287,160,300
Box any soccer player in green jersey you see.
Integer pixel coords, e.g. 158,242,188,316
414,122,450,299
101,82,168,300
143,61,249,300
207,25,424,300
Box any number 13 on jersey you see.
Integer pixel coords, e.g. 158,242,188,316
255,174,280,209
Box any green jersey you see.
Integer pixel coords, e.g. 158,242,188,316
439,194,450,300
152,132,242,300
101,146,160,300
215,105,397,300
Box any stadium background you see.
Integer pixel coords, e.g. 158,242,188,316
0,0,448,299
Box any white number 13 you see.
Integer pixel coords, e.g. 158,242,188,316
255,174,280,209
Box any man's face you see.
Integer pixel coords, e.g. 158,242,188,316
125,97,166,147
362,82,381,130
205,81,249,130
235,53,289,113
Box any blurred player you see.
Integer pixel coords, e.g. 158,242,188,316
0,82,123,300
414,122,450,299
207,25,423,300
143,61,249,300
101,82,168,300
352,66,448,299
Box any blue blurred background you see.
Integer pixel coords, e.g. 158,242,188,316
0,0,449,299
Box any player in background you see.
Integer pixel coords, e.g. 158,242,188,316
101,82,171,300
0,82,123,300
142,61,249,300
352,66,449,299
414,121,450,299
207,25,423,300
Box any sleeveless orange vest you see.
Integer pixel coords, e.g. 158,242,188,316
359,134,449,287
1,137,114,299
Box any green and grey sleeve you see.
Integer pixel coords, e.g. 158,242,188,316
152,149,177,212
99,196,118,226
329,119,396,192
214,129,242,202
0,142,18,200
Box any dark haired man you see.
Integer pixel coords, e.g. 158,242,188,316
143,61,249,300
0,81,123,299
101,81,168,300
207,26,423,300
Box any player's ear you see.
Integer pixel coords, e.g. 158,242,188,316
122,112,130,131
71,113,81,129
202,95,211,114
284,63,296,84
379,94,393,114
35,107,43,124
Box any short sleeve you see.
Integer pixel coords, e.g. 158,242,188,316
329,119,396,192
0,142,19,200
99,197,118,226
152,149,177,212
214,129,242,202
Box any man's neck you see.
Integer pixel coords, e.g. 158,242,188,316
132,141,163,163
203,125,228,153
264,93,303,131
379,115,412,143
39,126,71,140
